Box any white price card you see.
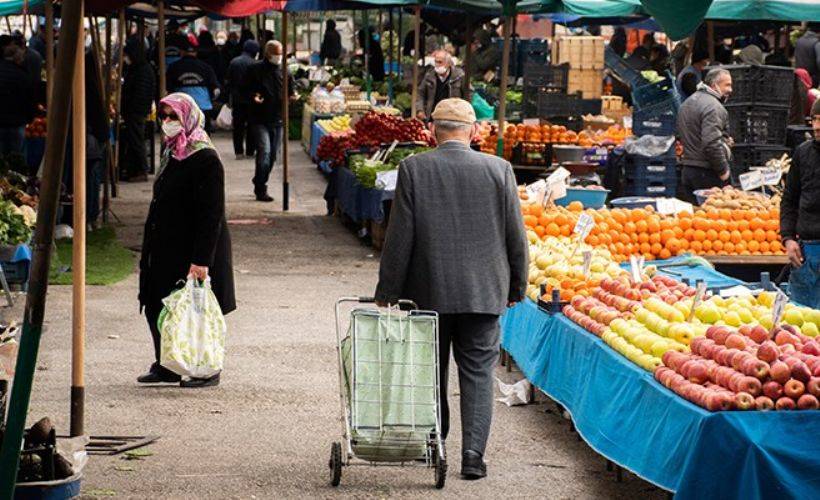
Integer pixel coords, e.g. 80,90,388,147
545,166,571,187
739,170,764,191
761,167,782,186
573,212,595,240
629,255,644,283
719,285,757,298
688,282,708,321
771,290,789,330
582,251,592,279
376,169,398,191
525,179,547,204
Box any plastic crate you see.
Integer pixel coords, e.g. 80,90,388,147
730,144,790,177
632,72,681,112
786,125,813,151
622,181,676,197
523,63,570,91
624,155,677,181
609,196,658,210
632,108,677,136
604,46,643,86
1,259,29,289
512,142,552,167
724,64,794,107
577,98,603,116
537,92,581,118
523,85,563,116
727,105,789,145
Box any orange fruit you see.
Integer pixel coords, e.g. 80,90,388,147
747,240,760,253
673,226,684,238
631,209,647,222
727,220,739,232
660,229,675,244
659,248,672,259
770,240,783,253
765,219,779,232
690,241,703,253
759,241,770,253
631,232,640,243
524,215,538,227
754,229,767,242
766,230,778,242
546,223,561,236
684,228,695,242
587,234,599,246
693,218,710,231
535,225,546,237
666,238,681,254
624,221,637,233
719,230,731,242
567,201,583,212
620,233,631,244
640,242,651,254
679,218,692,231
693,230,706,242
750,218,764,231
612,210,627,225
713,240,724,252
741,229,754,241
714,219,728,232
538,214,551,227
724,241,735,254
638,232,649,243
660,219,673,231
719,209,732,220
560,224,572,237
636,220,648,233
706,229,718,241
647,218,660,233
702,240,713,251
730,230,742,244
737,220,750,232
707,210,720,220
679,239,690,251
555,213,569,226
734,241,746,254
651,242,663,255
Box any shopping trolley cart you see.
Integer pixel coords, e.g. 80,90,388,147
329,297,446,489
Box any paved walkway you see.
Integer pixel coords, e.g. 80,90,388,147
20,133,666,498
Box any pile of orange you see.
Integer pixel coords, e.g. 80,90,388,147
521,202,785,262
477,121,631,160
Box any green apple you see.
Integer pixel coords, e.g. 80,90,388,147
802,322,819,337
756,291,775,307
650,340,670,358
783,308,805,326
759,316,774,330
724,310,742,327
737,308,754,324
695,304,721,324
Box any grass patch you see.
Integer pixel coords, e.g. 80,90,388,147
50,226,135,285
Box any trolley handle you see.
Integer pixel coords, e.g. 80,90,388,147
355,297,418,310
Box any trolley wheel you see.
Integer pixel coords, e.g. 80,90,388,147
434,450,447,489
329,442,342,487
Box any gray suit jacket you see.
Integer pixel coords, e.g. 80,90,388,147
375,141,529,315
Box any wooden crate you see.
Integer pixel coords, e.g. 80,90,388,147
601,95,624,112
567,68,603,99
552,36,605,70
603,107,632,127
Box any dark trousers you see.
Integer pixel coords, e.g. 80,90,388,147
144,301,163,365
252,122,282,194
121,114,147,178
0,125,25,157
231,102,255,156
438,313,500,456
680,165,728,204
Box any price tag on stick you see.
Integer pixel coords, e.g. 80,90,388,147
761,167,782,186
739,170,764,191
629,255,645,283
582,251,592,279
569,213,595,259
687,282,708,322
771,290,789,334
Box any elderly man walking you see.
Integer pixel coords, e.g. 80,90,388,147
676,68,734,204
375,98,528,480
416,50,471,121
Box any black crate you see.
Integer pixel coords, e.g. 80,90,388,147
622,180,676,198
604,45,643,86
523,85,563,116
727,105,789,145
632,72,681,112
513,142,552,167
1,260,29,290
523,63,569,91
786,125,813,152
625,154,677,181
730,144,791,176
724,64,794,107
633,108,677,136
537,92,581,118
578,98,603,116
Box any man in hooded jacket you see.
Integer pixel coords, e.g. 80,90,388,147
120,36,156,181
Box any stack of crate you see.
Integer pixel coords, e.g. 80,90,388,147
601,96,630,125
551,36,604,99
622,147,678,198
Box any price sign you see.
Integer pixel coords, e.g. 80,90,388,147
761,167,782,186
687,282,708,321
771,290,789,331
525,179,547,204
545,166,571,187
582,251,592,279
739,170,764,191
629,255,644,283
574,212,594,241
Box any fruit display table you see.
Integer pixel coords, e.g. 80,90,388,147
331,166,393,224
310,122,327,162
702,255,790,284
500,300,820,498
628,255,745,290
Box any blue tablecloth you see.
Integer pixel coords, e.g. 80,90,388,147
622,254,745,290
501,300,820,498
310,122,327,161
332,166,394,223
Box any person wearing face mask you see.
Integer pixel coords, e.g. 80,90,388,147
120,36,156,182
781,99,820,309
138,93,235,388
245,40,296,202
676,68,734,204
416,50,470,121
166,38,220,132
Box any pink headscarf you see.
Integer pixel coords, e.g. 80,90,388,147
159,92,215,162
796,69,816,116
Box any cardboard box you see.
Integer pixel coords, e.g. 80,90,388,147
552,36,605,70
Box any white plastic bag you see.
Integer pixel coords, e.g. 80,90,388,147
158,278,226,378
215,104,233,130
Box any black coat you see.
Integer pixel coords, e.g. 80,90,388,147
139,148,236,314
320,29,342,62
781,140,820,243
0,59,34,127
246,60,295,124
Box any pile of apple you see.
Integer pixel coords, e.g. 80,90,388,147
655,324,820,411
563,295,629,337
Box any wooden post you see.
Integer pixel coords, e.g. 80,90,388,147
463,15,474,93
112,9,125,194
410,6,421,118
706,21,715,63
398,8,403,80
5,16,11,34
282,12,290,211
70,13,87,439
497,15,513,157
363,10,371,101
0,0,85,490
45,0,54,104
158,0,166,98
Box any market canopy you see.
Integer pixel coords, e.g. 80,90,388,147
0,0,44,15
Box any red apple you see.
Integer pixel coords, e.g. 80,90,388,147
732,351,752,371
706,392,734,411
735,392,756,410
813,365,820,377
770,361,791,384
738,325,753,337
743,359,770,380
781,344,797,356
719,348,739,367
776,397,796,410
749,325,770,344
802,341,820,356
757,341,780,363
791,361,812,383
725,333,747,350
763,381,784,400
808,377,820,398
785,379,806,399
712,327,732,346
755,396,775,411
688,362,709,384
738,376,762,396
797,394,820,410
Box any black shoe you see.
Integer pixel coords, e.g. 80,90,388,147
255,192,274,202
180,373,220,388
137,363,181,384
461,450,487,480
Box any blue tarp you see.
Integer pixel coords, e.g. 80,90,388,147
333,166,393,223
500,300,820,498
621,254,745,289
310,122,326,161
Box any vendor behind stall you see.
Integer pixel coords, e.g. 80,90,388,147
676,49,709,101
676,68,733,204
416,50,470,121
472,29,500,78
781,99,820,308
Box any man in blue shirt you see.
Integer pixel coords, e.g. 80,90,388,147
166,40,219,132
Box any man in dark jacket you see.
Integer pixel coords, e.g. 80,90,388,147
320,19,342,65
167,40,220,131
416,50,470,120
375,98,528,480
120,37,156,181
0,40,34,156
12,31,42,88
246,40,295,202
795,29,820,87
359,27,385,82
225,39,259,159
676,68,734,204
781,99,820,308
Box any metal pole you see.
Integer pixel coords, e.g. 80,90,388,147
112,9,125,195
45,0,54,104
158,0,166,98
463,15,474,94
497,15,512,157
707,21,715,63
282,12,289,211
410,6,420,117
71,13,87,438
363,10,371,101
388,9,394,77
0,0,85,491
398,8,403,80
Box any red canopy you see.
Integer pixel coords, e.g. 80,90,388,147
83,0,284,17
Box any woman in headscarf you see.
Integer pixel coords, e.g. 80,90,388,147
137,93,235,388
796,68,815,121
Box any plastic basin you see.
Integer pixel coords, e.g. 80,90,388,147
556,187,610,209
610,196,658,210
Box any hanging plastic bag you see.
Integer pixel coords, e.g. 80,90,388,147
472,92,495,121
623,135,676,157
215,104,233,130
158,278,226,379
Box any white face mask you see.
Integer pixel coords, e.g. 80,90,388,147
269,54,282,65
162,120,183,138
434,65,448,76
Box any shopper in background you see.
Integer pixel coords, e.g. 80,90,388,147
197,30,225,89
631,32,655,60
676,50,710,100
792,68,811,125
472,28,500,78
609,27,627,58
649,44,670,74
375,98,528,481
736,44,764,65
222,31,243,65
416,50,470,121
138,92,235,388
795,27,820,86
320,19,342,65
246,40,295,202
225,40,260,160
780,99,820,309
12,30,42,87
163,19,190,67
166,39,220,132
358,26,385,82
0,37,34,156
120,36,156,182
676,68,734,204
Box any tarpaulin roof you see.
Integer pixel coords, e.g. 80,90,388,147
707,0,820,22
0,0,44,15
